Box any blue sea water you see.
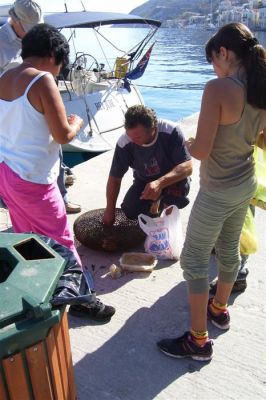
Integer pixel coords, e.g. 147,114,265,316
63,27,266,165
137,27,266,120
69,25,266,120
138,28,215,121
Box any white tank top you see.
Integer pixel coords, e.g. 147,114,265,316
0,72,60,184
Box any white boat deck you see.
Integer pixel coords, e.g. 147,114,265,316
0,114,265,400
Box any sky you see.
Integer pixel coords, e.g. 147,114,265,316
0,0,147,14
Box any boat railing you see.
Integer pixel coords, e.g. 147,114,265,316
58,68,122,96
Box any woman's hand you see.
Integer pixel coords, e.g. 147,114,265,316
185,137,195,150
67,114,84,131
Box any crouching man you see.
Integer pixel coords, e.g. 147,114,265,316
103,105,192,225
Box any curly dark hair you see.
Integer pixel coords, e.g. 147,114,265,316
21,23,69,69
205,23,266,109
124,105,158,131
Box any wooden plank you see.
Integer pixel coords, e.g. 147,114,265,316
53,321,69,400
0,365,8,400
2,353,30,400
25,342,53,400
46,326,65,400
61,312,77,400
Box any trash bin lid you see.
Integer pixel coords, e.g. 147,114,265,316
0,233,66,328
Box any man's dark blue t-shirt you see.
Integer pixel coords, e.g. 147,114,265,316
110,119,191,187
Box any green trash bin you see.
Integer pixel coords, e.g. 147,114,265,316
0,233,77,400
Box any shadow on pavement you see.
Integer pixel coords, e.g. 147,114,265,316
90,253,218,296
69,282,210,400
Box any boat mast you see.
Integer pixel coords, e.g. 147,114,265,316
80,1,86,11
64,1,86,12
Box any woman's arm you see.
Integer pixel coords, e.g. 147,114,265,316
38,74,83,144
187,79,221,160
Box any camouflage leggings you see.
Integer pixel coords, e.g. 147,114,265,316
180,183,256,293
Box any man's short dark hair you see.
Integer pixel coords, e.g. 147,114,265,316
125,105,158,131
21,23,69,68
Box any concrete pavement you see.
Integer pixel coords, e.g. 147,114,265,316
0,114,265,400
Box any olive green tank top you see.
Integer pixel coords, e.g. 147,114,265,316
200,77,265,189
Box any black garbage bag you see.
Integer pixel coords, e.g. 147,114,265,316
38,235,97,307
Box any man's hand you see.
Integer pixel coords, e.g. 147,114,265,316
103,176,122,225
140,180,162,201
103,209,115,226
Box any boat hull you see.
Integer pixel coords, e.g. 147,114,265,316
61,80,144,153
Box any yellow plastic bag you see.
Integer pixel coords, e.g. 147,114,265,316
250,145,266,210
240,207,258,255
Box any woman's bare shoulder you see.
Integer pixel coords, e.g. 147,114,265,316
205,77,239,91
203,78,228,99
32,72,60,100
35,72,56,88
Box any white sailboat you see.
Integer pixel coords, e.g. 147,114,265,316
0,8,161,153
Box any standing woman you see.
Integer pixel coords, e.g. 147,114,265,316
0,24,83,263
158,23,266,361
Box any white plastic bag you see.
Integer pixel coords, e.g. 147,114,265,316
138,205,184,260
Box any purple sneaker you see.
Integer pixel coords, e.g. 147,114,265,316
157,331,213,362
208,298,230,330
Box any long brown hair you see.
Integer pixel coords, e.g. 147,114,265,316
205,23,266,109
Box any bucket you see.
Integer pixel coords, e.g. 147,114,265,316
114,57,129,79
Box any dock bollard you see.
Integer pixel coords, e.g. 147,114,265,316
0,233,76,400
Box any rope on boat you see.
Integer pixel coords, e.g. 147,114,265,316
93,27,127,53
93,29,112,71
92,26,159,72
